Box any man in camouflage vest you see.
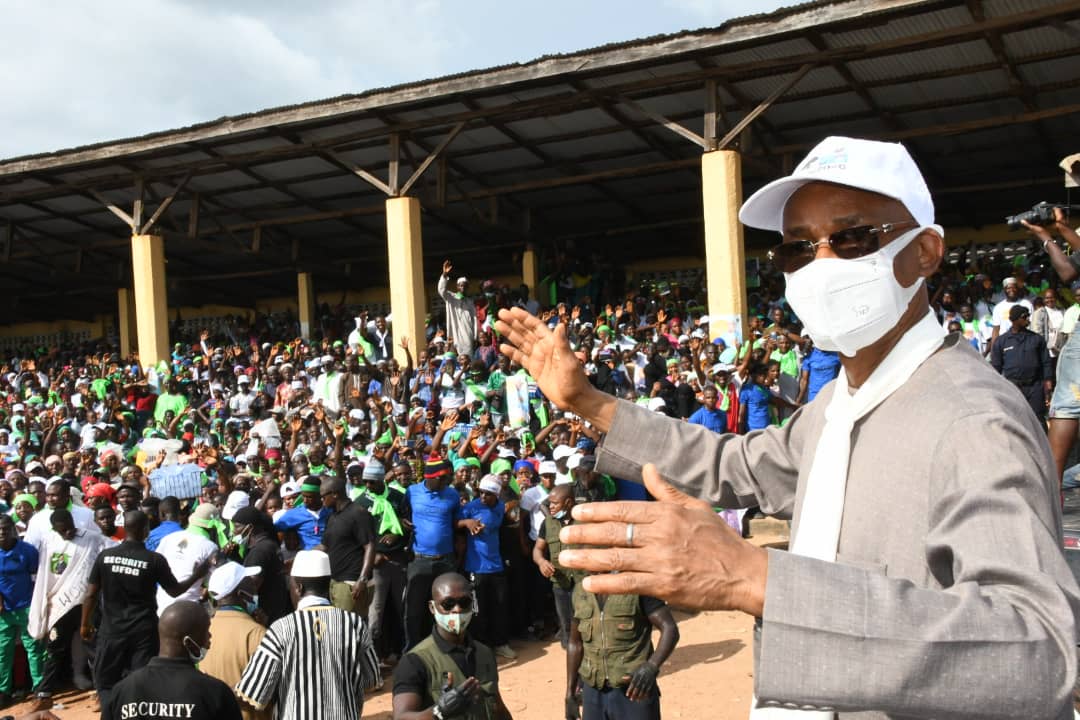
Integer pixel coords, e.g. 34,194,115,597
392,572,514,720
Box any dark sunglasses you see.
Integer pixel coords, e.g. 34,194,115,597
767,221,917,273
436,595,473,612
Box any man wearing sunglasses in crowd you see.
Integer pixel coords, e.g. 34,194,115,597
497,136,1080,718
392,572,513,720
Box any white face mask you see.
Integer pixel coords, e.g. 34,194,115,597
783,226,933,357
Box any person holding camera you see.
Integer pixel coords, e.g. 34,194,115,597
1024,207,1080,486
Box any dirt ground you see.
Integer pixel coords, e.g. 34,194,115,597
9,531,785,720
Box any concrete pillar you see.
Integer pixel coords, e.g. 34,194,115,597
117,287,137,359
298,272,316,340
522,243,540,304
702,150,747,346
386,197,427,366
129,234,169,368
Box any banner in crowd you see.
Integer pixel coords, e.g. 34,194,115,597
149,463,204,499
505,374,531,429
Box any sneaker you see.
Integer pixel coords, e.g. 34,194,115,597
494,644,517,659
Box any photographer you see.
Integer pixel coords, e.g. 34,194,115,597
1024,207,1080,488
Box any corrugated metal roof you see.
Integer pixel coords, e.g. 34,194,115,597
1,0,1078,322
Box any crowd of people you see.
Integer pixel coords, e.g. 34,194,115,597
0,192,1076,720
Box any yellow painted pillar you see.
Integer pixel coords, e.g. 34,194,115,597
386,197,427,366
702,150,747,345
129,234,169,368
298,272,316,340
117,287,137,359
522,243,540,297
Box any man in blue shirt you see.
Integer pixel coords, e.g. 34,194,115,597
403,455,480,650
688,386,727,433
461,475,515,660
0,513,42,706
145,496,182,552
797,345,842,404
273,477,327,550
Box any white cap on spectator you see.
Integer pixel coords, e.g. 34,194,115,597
208,562,260,599
292,549,331,578
539,460,557,476
222,490,250,521
12,404,24,413
647,397,667,412
478,475,502,494
552,445,575,461
280,480,301,497
237,375,250,384
739,136,935,232
25,460,43,474
567,453,585,470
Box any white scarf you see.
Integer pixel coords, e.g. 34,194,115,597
751,311,945,719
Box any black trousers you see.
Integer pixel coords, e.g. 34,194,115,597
1016,381,1048,422
404,556,455,651
94,627,158,710
39,605,91,695
471,571,509,648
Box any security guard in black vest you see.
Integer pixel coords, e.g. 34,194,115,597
565,577,679,720
392,572,514,720
990,304,1053,421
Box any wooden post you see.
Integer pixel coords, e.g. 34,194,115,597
522,243,540,301
117,287,137,359
702,151,747,345
298,272,316,340
130,234,169,368
385,197,427,366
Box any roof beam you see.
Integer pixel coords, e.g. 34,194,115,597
613,94,710,150
717,63,814,149
140,171,192,235
399,122,465,196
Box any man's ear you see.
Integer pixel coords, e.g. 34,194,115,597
916,229,945,278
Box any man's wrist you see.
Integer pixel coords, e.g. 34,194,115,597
737,544,769,617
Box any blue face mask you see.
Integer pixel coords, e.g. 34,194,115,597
553,509,567,520
241,592,259,616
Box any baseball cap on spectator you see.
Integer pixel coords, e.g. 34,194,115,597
280,481,301,498
237,375,250,385
1003,277,1019,288
567,454,585,470
25,460,43,474
222,490,250,521
208,562,260,600
538,461,557,476
739,135,936,232
648,397,667,412
552,445,575,462
190,503,219,529
11,404,24,414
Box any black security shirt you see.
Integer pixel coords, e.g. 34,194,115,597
322,499,375,581
104,656,242,720
243,534,292,623
90,540,181,636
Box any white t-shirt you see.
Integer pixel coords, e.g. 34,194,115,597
992,298,1034,328
24,504,97,551
519,485,550,541
154,530,218,615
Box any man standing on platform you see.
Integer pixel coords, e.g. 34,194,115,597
438,260,478,358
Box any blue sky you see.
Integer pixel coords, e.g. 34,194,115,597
0,0,791,159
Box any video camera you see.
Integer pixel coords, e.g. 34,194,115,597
1005,201,1078,231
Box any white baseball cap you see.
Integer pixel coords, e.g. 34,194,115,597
739,136,935,232
280,480,301,497
222,490,250,521
552,445,575,461
291,549,332,578
538,460,558,476
208,562,261,599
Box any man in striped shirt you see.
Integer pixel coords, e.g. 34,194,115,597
235,549,381,720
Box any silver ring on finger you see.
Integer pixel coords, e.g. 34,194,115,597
626,522,635,547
